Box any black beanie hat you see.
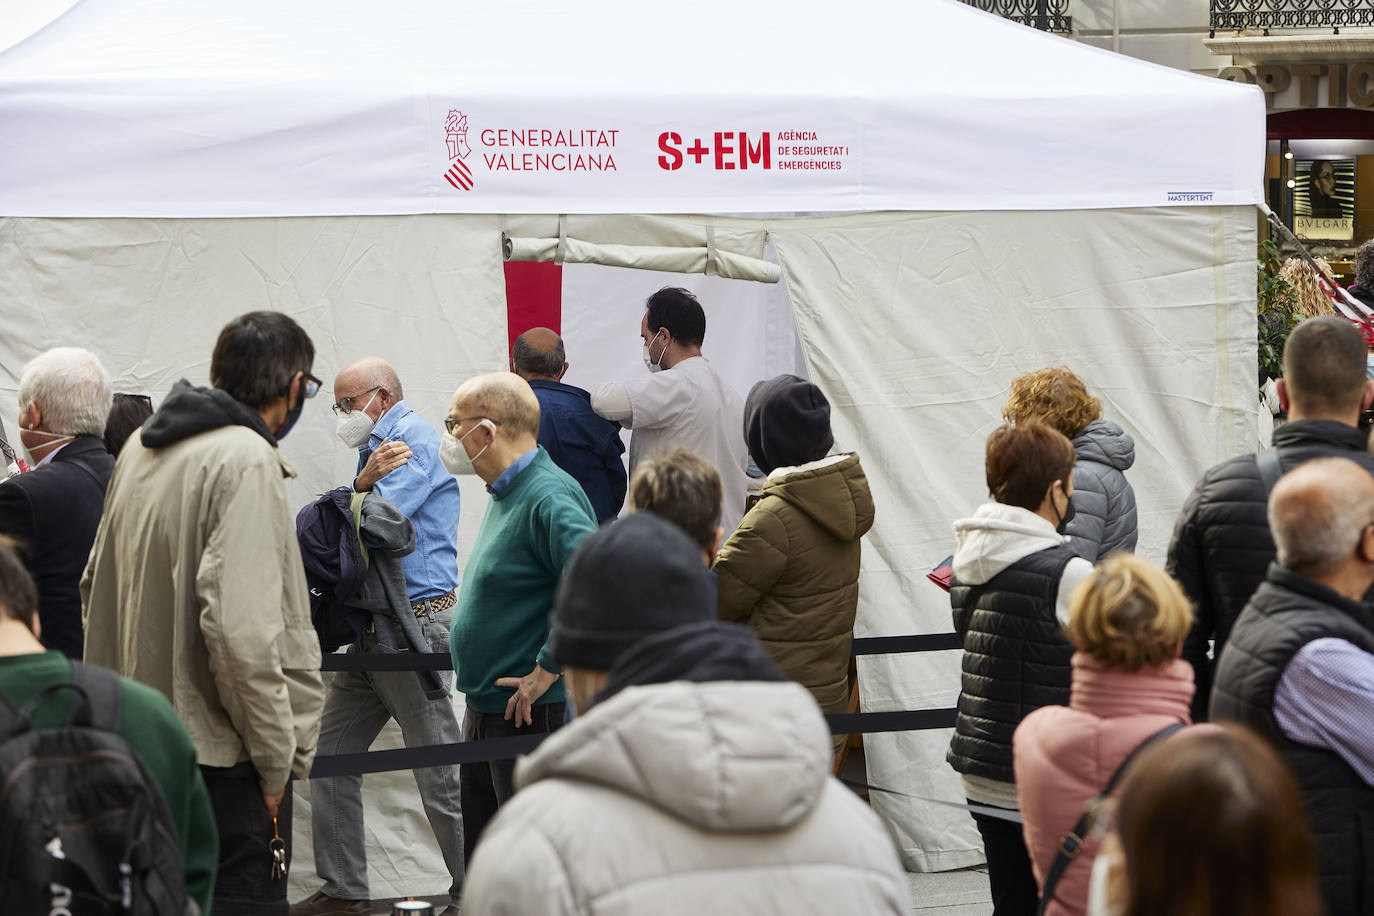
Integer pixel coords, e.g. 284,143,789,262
548,513,715,670
744,374,834,476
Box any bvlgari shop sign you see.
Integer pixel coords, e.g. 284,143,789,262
1219,62,1374,109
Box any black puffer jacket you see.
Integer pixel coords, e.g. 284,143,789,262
1064,419,1137,561
1166,419,1374,721
1211,565,1374,916
947,545,1077,784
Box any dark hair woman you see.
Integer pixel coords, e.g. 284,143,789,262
948,422,1094,916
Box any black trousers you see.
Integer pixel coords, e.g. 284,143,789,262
970,802,1039,916
460,703,565,861
202,763,292,916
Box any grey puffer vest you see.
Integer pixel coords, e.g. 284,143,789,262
947,545,1076,783
1065,419,1136,561
1211,565,1374,916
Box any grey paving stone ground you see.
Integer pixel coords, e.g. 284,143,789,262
908,866,993,914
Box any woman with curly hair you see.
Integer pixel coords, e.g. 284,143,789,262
1004,368,1136,561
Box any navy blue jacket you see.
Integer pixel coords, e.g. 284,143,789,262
529,379,627,523
0,436,114,659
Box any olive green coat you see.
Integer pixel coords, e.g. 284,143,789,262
713,453,874,715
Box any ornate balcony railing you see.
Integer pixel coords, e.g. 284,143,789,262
1211,0,1374,34
960,0,1073,34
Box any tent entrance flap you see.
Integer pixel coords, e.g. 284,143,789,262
502,219,781,283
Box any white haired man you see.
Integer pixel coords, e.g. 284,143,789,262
0,347,114,659
1213,458,1374,916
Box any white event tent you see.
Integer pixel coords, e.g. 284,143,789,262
0,0,1263,888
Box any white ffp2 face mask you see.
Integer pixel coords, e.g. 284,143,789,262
18,425,73,467
335,390,381,449
1086,848,1124,916
440,421,492,476
642,330,666,373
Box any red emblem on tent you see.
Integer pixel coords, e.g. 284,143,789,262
444,109,474,191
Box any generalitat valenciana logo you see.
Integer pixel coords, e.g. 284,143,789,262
444,110,474,191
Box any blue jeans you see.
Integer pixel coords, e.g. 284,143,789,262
310,611,464,902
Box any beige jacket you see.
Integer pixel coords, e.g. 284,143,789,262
82,413,323,793
462,680,909,915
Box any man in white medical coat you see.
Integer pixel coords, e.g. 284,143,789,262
591,287,748,532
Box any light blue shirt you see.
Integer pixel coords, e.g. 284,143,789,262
357,400,461,601
1274,637,1374,786
488,447,539,496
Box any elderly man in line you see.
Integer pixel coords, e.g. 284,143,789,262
293,356,464,916
0,347,115,660
1213,457,1374,916
83,312,326,916
591,287,749,532
441,372,597,859
511,327,627,523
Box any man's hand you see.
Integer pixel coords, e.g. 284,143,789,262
263,787,285,818
355,437,411,491
495,665,560,728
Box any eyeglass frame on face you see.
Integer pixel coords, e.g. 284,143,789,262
331,385,383,416
299,371,323,399
444,415,502,435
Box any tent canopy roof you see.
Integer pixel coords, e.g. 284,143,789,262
0,0,1264,217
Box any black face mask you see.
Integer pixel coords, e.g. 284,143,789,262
276,382,306,441
1055,494,1077,535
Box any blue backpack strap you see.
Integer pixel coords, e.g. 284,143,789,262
0,661,123,737
66,661,123,732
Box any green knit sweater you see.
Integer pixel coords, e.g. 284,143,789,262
0,652,218,914
450,448,598,715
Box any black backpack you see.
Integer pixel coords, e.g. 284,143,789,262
296,486,371,651
0,663,194,915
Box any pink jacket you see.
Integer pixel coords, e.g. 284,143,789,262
1013,653,1196,916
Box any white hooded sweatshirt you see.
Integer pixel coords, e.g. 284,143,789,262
952,501,1094,627
461,680,910,915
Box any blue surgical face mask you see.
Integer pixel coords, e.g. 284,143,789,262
1365,353,1374,381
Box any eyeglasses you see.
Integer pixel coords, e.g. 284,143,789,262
301,372,323,399
331,385,382,416
444,415,502,435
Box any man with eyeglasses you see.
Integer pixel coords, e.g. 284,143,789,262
83,311,326,916
292,357,464,916
442,372,597,860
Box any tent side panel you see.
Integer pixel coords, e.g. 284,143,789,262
769,205,1256,871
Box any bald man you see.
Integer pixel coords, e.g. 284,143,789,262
511,327,627,522
442,372,597,858
1213,457,1374,916
294,357,464,916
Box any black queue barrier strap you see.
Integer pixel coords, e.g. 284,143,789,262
851,633,963,654
309,732,548,779
319,633,964,673
323,652,453,672
306,707,961,779
826,708,958,734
